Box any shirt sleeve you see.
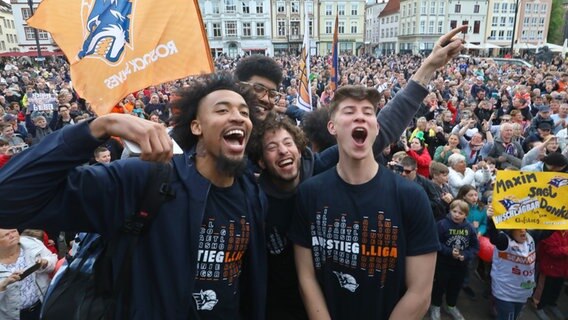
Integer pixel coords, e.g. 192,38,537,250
400,182,441,256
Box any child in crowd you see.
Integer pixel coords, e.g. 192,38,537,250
456,185,488,298
430,199,479,320
486,205,536,320
25,113,53,145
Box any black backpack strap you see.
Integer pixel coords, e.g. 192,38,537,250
103,162,175,319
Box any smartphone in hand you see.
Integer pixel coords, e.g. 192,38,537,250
18,262,42,281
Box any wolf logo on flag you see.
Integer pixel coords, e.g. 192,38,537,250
78,0,133,64
549,177,568,188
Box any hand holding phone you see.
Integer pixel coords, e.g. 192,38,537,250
18,262,42,281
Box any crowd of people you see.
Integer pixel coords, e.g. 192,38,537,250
0,25,568,320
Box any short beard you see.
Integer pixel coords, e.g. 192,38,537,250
216,154,248,177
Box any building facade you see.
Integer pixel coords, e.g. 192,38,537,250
199,0,273,57
445,0,489,45
485,0,518,51
516,0,552,49
0,2,19,53
318,0,367,55
365,1,387,55
378,0,400,55
399,0,447,54
271,0,317,55
11,0,57,55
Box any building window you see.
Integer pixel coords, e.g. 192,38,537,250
413,2,417,14
224,21,237,37
501,3,508,12
402,5,406,17
0,25,3,35
506,30,513,40
420,20,425,34
450,20,457,29
277,1,285,13
309,20,313,36
338,21,345,34
21,8,32,20
350,21,357,33
212,2,220,14
438,20,443,33
473,20,480,33
351,4,358,15
428,20,434,33
225,0,236,13
325,4,332,15
533,4,538,13
474,4,479,13
454,4,461,13
430,2,436,14
338,4,345,15
256,22,264,36
307,2,313,14
277,20,286,36
525,4,531,13
291,1,299,13
24,27,49,41
493,2,499,13
492,17,498,26
489,30,496,39
540,3,547,13
256,1,263,13
213,23,221,37
421,1,427,14
510,3,516,13
500,17,506,26
242,2,249,13
439,2,445,14
381,29,385,38
498,30,505,40
242,22,251,36
326,20,332,33
509,17,514,26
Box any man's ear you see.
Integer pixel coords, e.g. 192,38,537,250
327,120,336,136
258,158,266,170
190,120,201,136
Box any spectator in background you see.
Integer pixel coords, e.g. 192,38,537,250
527,105,555,137
429,161,453,221
24,109,53,145
0,138,12,168
50,104,75,131
301,107,335,153
0,123,25,147
551,103,567,134
0,228,58,320
403,133,432,178
488,122,524,169
434,133,466,165
144,94,167,122
524,122,554,152
2,113,28,142
447,153,490,197
93,146,111,165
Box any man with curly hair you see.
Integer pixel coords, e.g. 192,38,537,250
0,72,268,319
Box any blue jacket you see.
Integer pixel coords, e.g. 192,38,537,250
0,121,268,320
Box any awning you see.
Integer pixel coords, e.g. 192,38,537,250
0,51,64,57
464,42,482,49
243,48,266,51
480,43,502,49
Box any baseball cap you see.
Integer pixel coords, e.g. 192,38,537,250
538,105,550,113
2,114,17,122
538,122,552,130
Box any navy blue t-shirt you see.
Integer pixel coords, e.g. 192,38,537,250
288,166,439,319
193,183,250,320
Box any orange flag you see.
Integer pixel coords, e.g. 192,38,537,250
28,0,214,115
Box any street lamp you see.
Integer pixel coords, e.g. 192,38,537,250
27,0,43,64
510,0,520,55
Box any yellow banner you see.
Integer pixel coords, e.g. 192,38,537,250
492,171,568,229
28,0,213,115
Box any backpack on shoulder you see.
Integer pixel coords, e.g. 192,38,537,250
40,163,175,320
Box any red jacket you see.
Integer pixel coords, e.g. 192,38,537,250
0,154,11,168
407,148,432,178
538,231,568,278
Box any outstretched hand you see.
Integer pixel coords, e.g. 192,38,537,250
89,114,173,163
424,25,467,70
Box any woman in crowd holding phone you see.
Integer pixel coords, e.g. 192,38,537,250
0,228,57,320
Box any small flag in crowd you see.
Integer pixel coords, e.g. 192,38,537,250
28,0,214,115
329,12,339,91
297,3,312,112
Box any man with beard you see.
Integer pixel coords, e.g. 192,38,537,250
249,26,467,319
0,72,268,319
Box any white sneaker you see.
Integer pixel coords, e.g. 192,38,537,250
430,306,441,320
446,306,466,320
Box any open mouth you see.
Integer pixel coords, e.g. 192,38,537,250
277,158,294,168
223,129,245,146
352,127,368,144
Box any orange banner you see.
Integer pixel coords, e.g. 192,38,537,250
28,0,214,115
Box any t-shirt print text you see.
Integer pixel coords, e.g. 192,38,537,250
310,208,399,288
196,216,250,285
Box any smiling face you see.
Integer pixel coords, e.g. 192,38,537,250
448,134,459,147
328,98,379,161
191,90,252,166
259,128,302,189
